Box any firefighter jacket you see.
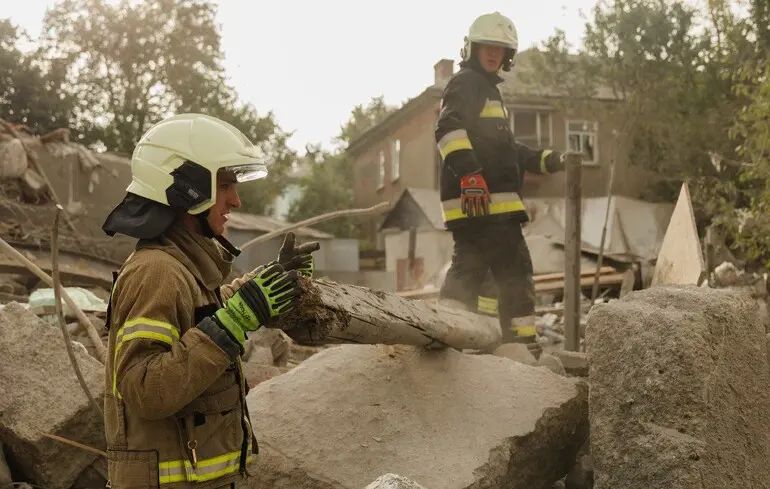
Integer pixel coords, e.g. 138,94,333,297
435,61,564,230
104,221,257,489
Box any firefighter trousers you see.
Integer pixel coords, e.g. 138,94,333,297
440,221,536,343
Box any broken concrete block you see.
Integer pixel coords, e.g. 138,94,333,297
364,473,428,489
0,302,105,489
565,439,593,489
244,344,273,366
245,328,290,366
587,286,770,489
246,344,588,489
243,363,286,389
552,350,589,377
536,353,566,376
492,343,537,365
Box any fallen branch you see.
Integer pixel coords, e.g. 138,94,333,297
278,277,502,351
0,118,77,232
239,201,391,251
52,205,103,418
39,431,106,458
0,235,107,362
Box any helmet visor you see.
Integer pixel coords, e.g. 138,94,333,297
223,163,268,183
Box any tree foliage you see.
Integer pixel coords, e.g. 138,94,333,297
0,19,74,131
1,0,294,215
287,96,396,238
528,0,770,267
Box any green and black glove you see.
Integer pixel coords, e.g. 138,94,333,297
278,231,320,278
212,262,301,347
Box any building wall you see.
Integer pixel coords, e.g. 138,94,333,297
353,102,440,245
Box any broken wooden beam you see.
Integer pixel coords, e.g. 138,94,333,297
278,278,502,351
395,267,625,301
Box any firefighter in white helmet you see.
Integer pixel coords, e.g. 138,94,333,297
101,113,318,488
435,12,566,344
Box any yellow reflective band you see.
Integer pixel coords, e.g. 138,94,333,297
158,443,254,484
511,325,537,337
112,318,180,397
477,296,498,316
437,129,473,159
540,150,553,174
441,192,525,222
511,315,537,337
480,99,506,119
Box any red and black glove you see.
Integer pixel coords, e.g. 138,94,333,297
459,173,491,217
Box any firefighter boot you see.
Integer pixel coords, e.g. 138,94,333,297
502,315,537,344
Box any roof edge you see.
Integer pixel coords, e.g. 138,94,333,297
345,85,443,156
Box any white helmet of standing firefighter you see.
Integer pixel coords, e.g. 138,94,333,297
102,113,268,251
460,11,519,72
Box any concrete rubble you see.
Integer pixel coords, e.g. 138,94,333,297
0,302,105,489
587,286,770,489
245,344,588,489
364,473,428,489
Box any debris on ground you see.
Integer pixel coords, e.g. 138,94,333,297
586,286,770,489
0,302,105,489
364,473,428,489
245,344,588,489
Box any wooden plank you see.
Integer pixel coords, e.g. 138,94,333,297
280,278,502,350
651,183,706,286
534,266,617,283
396,272,626,301
536,273,625,293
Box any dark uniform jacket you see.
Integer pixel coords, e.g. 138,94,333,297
435,60,563,230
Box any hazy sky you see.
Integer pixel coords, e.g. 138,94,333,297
8,0,598,152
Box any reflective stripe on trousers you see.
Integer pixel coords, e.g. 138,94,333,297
511,315,536,337
477,296,498,316
441,192,525,223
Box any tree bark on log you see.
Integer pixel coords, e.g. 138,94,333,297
278,278,502,351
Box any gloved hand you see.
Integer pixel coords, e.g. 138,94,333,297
213,262,301,346
459,173,491,217
278,231,320,277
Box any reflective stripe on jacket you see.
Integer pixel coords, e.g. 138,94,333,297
435,60,564,229
105,223,257,489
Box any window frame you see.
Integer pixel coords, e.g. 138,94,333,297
565,119,599,165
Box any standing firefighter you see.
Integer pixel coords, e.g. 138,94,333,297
101,113,318,488
436,11,566,344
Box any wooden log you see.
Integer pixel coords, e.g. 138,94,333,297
564,152,583,351
279,278,502,351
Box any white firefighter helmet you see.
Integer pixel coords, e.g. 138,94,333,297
127,113,268,215
461,11,519,71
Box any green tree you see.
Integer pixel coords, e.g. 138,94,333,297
287,96,397,237
527,0,754,224
38,0,294,213
718,0,770,266
0,18,73,131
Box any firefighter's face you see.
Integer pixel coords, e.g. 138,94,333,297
477,44,504,73
207,170,241,236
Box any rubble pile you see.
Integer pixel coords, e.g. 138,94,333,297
245,344,588,489
587,286,770,488
0,302,105,489
3,270,770,488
